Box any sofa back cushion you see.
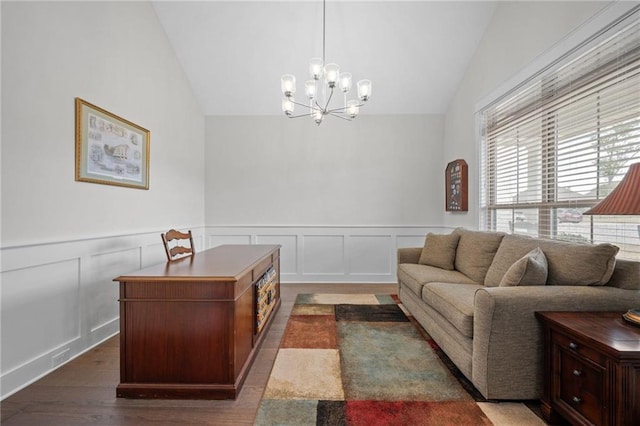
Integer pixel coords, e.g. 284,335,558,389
418,232,460,270
454,229,505,283
607,259,640,290
499,247,548,287
485,234,619,287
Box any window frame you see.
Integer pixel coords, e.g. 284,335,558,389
478,6,640,259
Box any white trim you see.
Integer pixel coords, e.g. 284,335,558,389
0,225,204,251
1,332,118,401
206,225,448,283
475,111,485,229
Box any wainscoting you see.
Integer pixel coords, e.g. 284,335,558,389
0,225,440,399
1,229,202,400
206,226,444,283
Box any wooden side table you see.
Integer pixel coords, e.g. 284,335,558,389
536,311,640,426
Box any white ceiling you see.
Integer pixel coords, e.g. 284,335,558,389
152,1,497,116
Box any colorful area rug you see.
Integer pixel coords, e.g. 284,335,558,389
254,294,493,425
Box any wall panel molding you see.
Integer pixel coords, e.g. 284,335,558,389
206,226,447,283
1,225,448,399
0,226,205,400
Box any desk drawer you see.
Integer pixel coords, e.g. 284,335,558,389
558,349,603,425
253,257,272,280
553,330,605,367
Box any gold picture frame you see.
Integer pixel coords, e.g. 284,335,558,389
75,98,150,189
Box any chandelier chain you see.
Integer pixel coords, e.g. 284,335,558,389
322,0,326,65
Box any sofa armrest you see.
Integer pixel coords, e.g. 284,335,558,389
397,247,422,265
471,285,640,400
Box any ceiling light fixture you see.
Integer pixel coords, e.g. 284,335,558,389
280,0,372,126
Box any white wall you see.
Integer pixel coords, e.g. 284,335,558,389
442,1,611,229
205,115,444,226
2,1,205,246
1,2,204,399
204,114,444,282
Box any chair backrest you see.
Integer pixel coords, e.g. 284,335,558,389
161,229,195,261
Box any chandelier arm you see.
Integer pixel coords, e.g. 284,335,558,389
327,106,349,114
327,101,365,114
329,102,366,112
327,112,352,121
321,86,335,112
286,113,315,119
289,99,321,111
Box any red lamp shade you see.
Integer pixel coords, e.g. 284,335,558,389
584,163,640,215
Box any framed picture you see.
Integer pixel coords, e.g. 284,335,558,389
445,159,468,212
75,98,150,189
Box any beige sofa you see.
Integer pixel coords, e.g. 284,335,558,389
397,228,640,400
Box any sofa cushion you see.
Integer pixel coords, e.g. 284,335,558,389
485,234,619,287
422,282,483,338
398,263,479,297
418,232,460,270
454,229,505,283
608,259,640,290
499,247,548,287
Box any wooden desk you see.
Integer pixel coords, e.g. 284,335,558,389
114,244,280,399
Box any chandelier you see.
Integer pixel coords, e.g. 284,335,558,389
280,0,372,126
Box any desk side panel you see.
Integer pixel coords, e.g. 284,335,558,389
120,281,233,385
235,287,254,379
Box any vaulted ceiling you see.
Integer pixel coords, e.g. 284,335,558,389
153,1,496,116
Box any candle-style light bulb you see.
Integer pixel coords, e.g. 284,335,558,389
281,74,296,97
305,80,317,99
309,58,324,80
324,63,340,88
339,72,352,93
282,98,295,116
357,79,372,102
347,100,359,118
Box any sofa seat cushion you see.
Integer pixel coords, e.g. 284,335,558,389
398,263,479,297
422,282,483,338
485,234,619,287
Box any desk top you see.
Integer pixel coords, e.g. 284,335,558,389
114,244,280,283
536,311,640,355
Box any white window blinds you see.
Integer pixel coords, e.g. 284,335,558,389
480,6,640,260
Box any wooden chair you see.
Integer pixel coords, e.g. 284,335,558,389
161,229,195,261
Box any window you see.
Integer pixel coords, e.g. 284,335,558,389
480,7,640,260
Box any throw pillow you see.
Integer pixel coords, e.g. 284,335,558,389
499,247,548,287
418,232,460,271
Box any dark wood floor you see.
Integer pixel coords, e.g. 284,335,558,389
1,283,397,425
